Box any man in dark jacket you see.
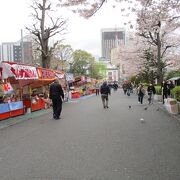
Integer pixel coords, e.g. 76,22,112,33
147,83,156,104
49,79,64,120
161,81,169,104
100,81,111,109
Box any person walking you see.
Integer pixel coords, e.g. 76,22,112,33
126,82,132,96
167,80,175,97
49,79,64,120
100,81,111,109
122,83,127,95
113,81,118,92
95,82,100,96
161,81,169,104
137,84,145,104
147,83,156,104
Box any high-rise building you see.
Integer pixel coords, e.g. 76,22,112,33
13,45,22,62
1,42,14,62
101,28,126,61
1,41,33,64
21,42,33,64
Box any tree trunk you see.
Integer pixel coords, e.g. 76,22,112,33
42,54,51,68
157,31,163,84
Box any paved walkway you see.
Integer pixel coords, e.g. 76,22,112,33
0,94,96,129
0,89,180,180
0,91,179,130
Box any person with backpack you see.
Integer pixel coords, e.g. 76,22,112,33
100,81,111,109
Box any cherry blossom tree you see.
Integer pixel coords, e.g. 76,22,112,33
136,0,180,83
59,0,179,84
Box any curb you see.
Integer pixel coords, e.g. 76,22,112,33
154,101,180,121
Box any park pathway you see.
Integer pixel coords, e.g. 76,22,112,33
0,89,180,180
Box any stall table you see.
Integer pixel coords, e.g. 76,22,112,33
0,101,24,120
23,98,45,112
0,103,10,120
71,92,82,99
9,101,24,117
31,98,45,112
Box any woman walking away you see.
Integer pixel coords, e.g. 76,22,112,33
100,81,111,109
137,84,145,104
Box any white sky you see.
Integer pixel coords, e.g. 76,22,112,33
0,0,134,57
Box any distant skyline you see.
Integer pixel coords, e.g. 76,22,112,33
0,0,135,57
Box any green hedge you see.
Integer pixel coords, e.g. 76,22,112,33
155,86,162,95
171,86,180,102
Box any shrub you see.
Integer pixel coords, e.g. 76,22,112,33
171,86,180,102
155,86,162,95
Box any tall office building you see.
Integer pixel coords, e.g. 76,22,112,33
1,42,15,62
101,28,126,61
1,41,33,64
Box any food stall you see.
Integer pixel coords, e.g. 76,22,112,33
23,67,56,112
70,76,96,98
0,61,39,119
70,76,86,98
0,61,67,120
86,77,96,95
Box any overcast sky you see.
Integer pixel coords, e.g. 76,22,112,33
0,0,134,57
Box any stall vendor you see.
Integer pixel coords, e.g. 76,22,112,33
43,91,51,108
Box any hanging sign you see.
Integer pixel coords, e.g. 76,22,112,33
65,73,74,82
55,72,65,79
2,62,38,80
2,83,14,94
37,68,56,80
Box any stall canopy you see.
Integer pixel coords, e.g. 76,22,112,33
168,77,180,81
1,61,39,87
0,61,65,88
32,67,56,88
2,61,38,80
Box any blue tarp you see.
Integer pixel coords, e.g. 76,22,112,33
0,103,10,113
8,101,23,111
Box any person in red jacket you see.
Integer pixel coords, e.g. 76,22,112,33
49,79,64,120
